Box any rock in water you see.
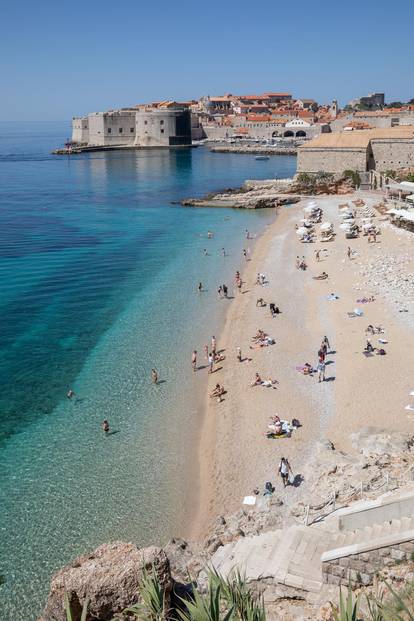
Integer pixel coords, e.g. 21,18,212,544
41,542,171,621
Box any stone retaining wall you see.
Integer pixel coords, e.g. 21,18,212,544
323,540,414,586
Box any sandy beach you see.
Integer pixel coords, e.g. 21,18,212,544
190,192,414,538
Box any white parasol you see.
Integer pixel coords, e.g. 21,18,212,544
296,227,308,236
320,222,333,231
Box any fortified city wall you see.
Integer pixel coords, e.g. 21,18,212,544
371,139,414,171
297,148,368,173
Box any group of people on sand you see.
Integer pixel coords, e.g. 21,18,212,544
192,336,225,375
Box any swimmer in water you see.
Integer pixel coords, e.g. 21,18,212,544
101,420,110,434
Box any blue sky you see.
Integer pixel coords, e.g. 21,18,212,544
1,0,413,120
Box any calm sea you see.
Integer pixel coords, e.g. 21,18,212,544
0,121,297,619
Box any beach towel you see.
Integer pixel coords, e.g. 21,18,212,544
243,496,257,506
354,308,364,316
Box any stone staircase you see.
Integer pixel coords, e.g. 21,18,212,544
211,487,414,593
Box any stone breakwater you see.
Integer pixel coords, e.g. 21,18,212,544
40,428,414,621
210,146,297,155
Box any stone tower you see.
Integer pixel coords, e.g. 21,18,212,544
330,99,338,118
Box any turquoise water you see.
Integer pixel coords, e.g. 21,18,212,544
0,121,297,619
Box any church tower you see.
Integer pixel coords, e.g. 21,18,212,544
330,99,338,118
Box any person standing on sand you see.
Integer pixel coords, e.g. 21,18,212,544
198,282,203,292
347,246,352,260
151,368,158,384
208,352,214,374
221,248,226,257
243,249,247,260
192,350,197,372
322,335,330,352
237,346,242,362
315,249,321,262
317,359,326,382
278,457,292,487
211,336,217,355
246,229,250,239
204,344,209,361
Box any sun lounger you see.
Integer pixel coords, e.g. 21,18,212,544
405,405,414,412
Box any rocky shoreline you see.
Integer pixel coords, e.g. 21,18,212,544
40,428,414,621
181,175,354,209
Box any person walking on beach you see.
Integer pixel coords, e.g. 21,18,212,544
211,336,217,356
204,344,209,361
208,352,214,374
246,229,250,240
278,457,292,488
101,419,110,435
317,359,326,382
347,246,352,260
218,286,223,299
221,248,226,257
243,249,247,260
315,249,321,262
151,368,158,384
203,248,208,256
192,350,197,372
237,346,242,362
222,284,228,298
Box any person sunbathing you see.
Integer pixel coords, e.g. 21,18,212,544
250,336,275,349
251,373,263,386
364,340,375,354
296,362,313,375
213,352,225,363
251,329,267,341
313,272,328,280
210,384,225,401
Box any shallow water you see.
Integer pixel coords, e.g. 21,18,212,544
0,121,297,619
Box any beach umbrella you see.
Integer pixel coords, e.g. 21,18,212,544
296,227,308,236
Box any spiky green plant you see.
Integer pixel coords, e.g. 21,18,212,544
372,580,414,621
209,568,265,620
123,567,168,620
332,584,360,621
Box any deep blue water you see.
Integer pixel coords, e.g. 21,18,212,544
0,121,297,619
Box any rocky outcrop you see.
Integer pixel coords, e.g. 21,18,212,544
181,175,354,209
41,543,171,621
41,429,414,620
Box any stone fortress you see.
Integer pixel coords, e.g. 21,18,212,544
297,127,414,174
71,104,192,149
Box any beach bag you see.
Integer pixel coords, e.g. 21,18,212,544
378,348,386,355
291,418,301,428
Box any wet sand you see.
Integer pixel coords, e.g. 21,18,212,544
190,193,414,538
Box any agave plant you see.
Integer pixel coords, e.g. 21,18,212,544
123,567,168,620
332,585,360,621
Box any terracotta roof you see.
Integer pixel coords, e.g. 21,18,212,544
264,92,291,97
300,127,414,149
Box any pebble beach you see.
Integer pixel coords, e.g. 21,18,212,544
191,192,414,537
